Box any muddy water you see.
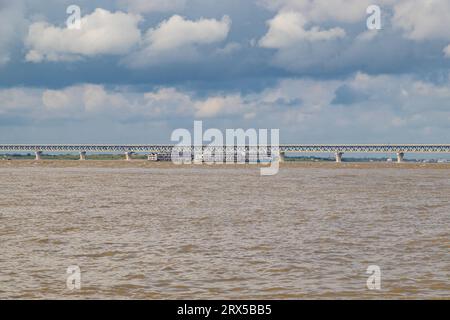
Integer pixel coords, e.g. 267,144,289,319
0,162,449,299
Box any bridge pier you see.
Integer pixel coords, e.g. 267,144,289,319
397,152,405,163
35,151,42,161
279,151,286,163
125,152,132,161
335,152,343,163
79,151,86,161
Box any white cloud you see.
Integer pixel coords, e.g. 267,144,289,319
142,88,194,117
259,11,345,48
118,0,186,13
0,88,41,112
444,44,450,58
25,8,142,62
82,85,130,113
42,89,72,110
140,89,251,119
39,85,132,118
393,0,450,41
144,15,231,52
24,8,232,66
2,74,450,142
195,95,244,118
125,14,231,66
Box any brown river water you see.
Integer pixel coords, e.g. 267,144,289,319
0,161,449,299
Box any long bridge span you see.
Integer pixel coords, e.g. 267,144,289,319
1,144,449,162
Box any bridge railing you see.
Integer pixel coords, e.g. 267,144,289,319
0,144,450,153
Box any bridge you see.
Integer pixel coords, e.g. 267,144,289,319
1,144,449,162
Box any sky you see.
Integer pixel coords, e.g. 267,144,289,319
0,0,450,144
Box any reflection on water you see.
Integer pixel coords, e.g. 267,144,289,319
0,164,449,299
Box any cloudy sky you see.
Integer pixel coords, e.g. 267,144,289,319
1,0,450,143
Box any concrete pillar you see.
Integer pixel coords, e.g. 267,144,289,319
125,152,132,161
79,151,86,161
35,151,42,161
279,151,286,163
335,152,343,163
397,152,405,163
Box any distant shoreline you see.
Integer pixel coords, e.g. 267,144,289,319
2,153,449,163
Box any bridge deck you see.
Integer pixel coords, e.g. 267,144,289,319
0,144,449,153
